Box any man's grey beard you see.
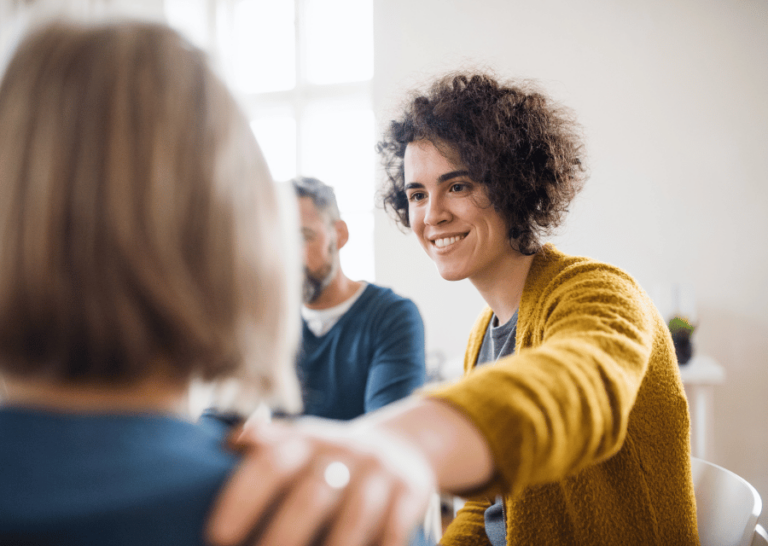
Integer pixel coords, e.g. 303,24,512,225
302,245,339,304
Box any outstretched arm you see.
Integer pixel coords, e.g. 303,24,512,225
206,258,659,545
206,396,494,546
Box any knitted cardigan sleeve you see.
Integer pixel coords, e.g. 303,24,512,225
429,246,657,507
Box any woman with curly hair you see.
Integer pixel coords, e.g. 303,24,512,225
371,73,699,545
208,73,699,546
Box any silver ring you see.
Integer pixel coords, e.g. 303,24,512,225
323,461,351,490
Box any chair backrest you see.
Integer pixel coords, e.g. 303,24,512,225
752,523,768,546
691,457,763,546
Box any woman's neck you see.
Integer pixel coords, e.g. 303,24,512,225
1,373,189,416
470,251,535,324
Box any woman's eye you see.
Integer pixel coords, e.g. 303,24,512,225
407,192,426,202
450,183,468,192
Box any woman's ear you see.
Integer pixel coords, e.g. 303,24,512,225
334,219,349,250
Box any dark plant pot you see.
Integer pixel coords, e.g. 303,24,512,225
672,334,694,365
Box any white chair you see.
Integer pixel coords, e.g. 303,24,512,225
691,457,763,546
752,523,768,546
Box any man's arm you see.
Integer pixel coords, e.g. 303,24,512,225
364,297,426,413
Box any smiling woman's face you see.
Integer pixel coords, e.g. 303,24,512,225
403,139,516,283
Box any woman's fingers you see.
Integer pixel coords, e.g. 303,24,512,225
206,419,436,546
205,427,313,546
380,481,429,546
322,466,392,546
258,457,346,546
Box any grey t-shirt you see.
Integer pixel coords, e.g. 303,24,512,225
476,309,518,546
477,310,518,365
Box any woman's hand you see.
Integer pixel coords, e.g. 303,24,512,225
205,416,436,546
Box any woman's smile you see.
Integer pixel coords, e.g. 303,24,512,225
403,139,517,284
431,233,468,249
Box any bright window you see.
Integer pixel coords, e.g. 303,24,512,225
164,0,210,49
304,0,374,85
229,0,295,93
250,115,297,183
166,0,375,282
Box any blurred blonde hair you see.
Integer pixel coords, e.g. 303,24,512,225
0,20,301,413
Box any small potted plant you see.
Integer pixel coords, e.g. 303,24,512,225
668,316,695,365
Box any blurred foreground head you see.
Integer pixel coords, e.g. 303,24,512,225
0,20,300,412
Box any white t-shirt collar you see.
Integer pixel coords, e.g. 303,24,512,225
301,282,368,337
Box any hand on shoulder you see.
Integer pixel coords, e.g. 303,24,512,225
206,415,435,546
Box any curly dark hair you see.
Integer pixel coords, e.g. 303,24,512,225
377,72,587,255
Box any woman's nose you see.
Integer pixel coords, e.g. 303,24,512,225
424,195,451,226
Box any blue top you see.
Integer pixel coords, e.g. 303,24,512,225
298,283,426,420
0,407,238,546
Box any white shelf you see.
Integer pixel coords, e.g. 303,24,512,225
678,354,724,460
679,354,725,385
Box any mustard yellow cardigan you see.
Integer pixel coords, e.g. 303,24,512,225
429,245,699,545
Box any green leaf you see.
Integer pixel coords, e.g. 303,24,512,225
668,316,695,335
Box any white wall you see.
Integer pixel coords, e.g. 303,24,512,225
372,0,768,506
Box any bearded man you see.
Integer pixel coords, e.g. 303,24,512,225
291,177,426,420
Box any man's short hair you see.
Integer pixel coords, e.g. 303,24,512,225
291,177,340,223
